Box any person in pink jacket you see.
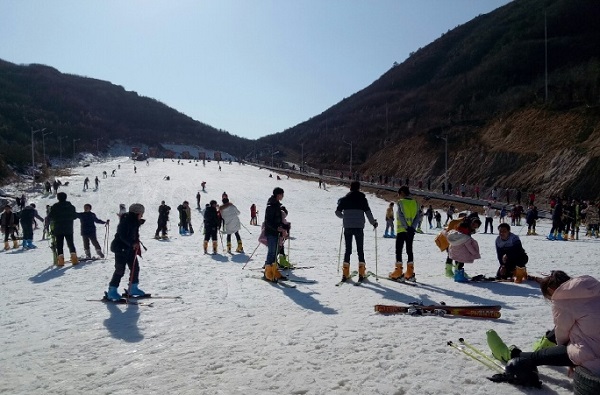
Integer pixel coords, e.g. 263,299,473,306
447,216,482,282
498,270,600,387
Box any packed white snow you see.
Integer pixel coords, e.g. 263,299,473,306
1,157,598,395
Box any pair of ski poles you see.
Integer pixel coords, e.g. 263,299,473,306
447,339,505,372
336,226,378,279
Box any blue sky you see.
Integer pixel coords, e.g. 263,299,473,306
1,0,511,140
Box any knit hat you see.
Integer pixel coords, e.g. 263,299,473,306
129,203,145,215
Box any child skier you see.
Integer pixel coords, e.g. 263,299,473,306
447,215,482,282
19,203,44,249
77,203,109,259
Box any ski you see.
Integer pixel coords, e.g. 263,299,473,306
78,257,100,263
367,271,418,287
447,340,504,372
374,304,501,318
354,271,373,286
335,270,358,286
87,294,154,306
248,275,296,288
280,278,317,284
249,265,315,271
121,290,182,299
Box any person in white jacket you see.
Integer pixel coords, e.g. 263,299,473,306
219,198,243,253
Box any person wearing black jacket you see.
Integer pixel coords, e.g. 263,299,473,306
107,203,145,300
263,187,288,282
77,203,108,259
1,205,20,250
48,192,79,266
496,223,529,281
203,200,220,254
19,203,44,249
548,198,565,240
335,181,378,282
155,201,171,239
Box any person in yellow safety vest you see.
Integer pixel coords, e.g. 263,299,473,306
389,186,421,282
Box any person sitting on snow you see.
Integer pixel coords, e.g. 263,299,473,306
495,223,528,282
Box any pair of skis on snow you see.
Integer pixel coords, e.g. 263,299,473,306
375,302,502,319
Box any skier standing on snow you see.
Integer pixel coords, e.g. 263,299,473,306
19,203,44,249
219,197,243,253
48,192,79,266
384,202,395,238
196,192,201,209
335,181,378,283
203,200,220,254
177,201,191,235
106,203,146,300
154,201,171,239
483,204,494,234
262,187,288,282
83,177,90,190
447,214,482,282
389,186,421,282
94,176,99,190
250,203,258,225
1,205,20,250
77,204,108,259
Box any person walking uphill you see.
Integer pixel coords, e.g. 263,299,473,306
335,181,378,283
389,186,421,282
106,203,146,301
48,192,79,266
77,204,109,259
263,187,289,282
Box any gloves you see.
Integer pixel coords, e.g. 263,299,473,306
373,220,378,229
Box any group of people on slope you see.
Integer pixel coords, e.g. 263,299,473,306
331,182,600,388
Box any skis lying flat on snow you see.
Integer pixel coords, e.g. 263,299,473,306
366,271,418,287
374,304,501,319
248,265,315,271
248,275,297,288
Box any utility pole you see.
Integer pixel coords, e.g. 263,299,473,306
58,135,68,161
42,130,53,168
342,137,353,176
31,127,46,184
73,138,80,160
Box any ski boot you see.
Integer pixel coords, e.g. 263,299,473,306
272,263,287,281
278,254,291,269
235,241,244,253
404,263,416,282
514,266,527,283
212,241,218,254
358,262,367,282
203,241,208,254
227,242,232,254
547,233,555,240
84,249,92,259
128,283,146,297
12,240,19,249
556,233,564,241
487,329,511,362
27,240,37,249
70,252,79,265
263,264,276,282
96,248,105,258
154,234,161,240
56,254,65,267
3,241,9,251
445,262,454,278
106,286,122,301
453,268,469,283
341,262,350,282
389,262,404,281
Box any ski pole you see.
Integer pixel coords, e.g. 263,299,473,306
458,338,505,371
337,226,343,274
241,223,253,235
447,341,503,372
242,243,261,269
374,227,378,281
126,244,141,302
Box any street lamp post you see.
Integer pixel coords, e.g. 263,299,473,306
31,127,46,184
439,135,448,193
58,135,68,161
73,138,80,160
42,130,53,168
271,149,279,168
342,137,353,177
